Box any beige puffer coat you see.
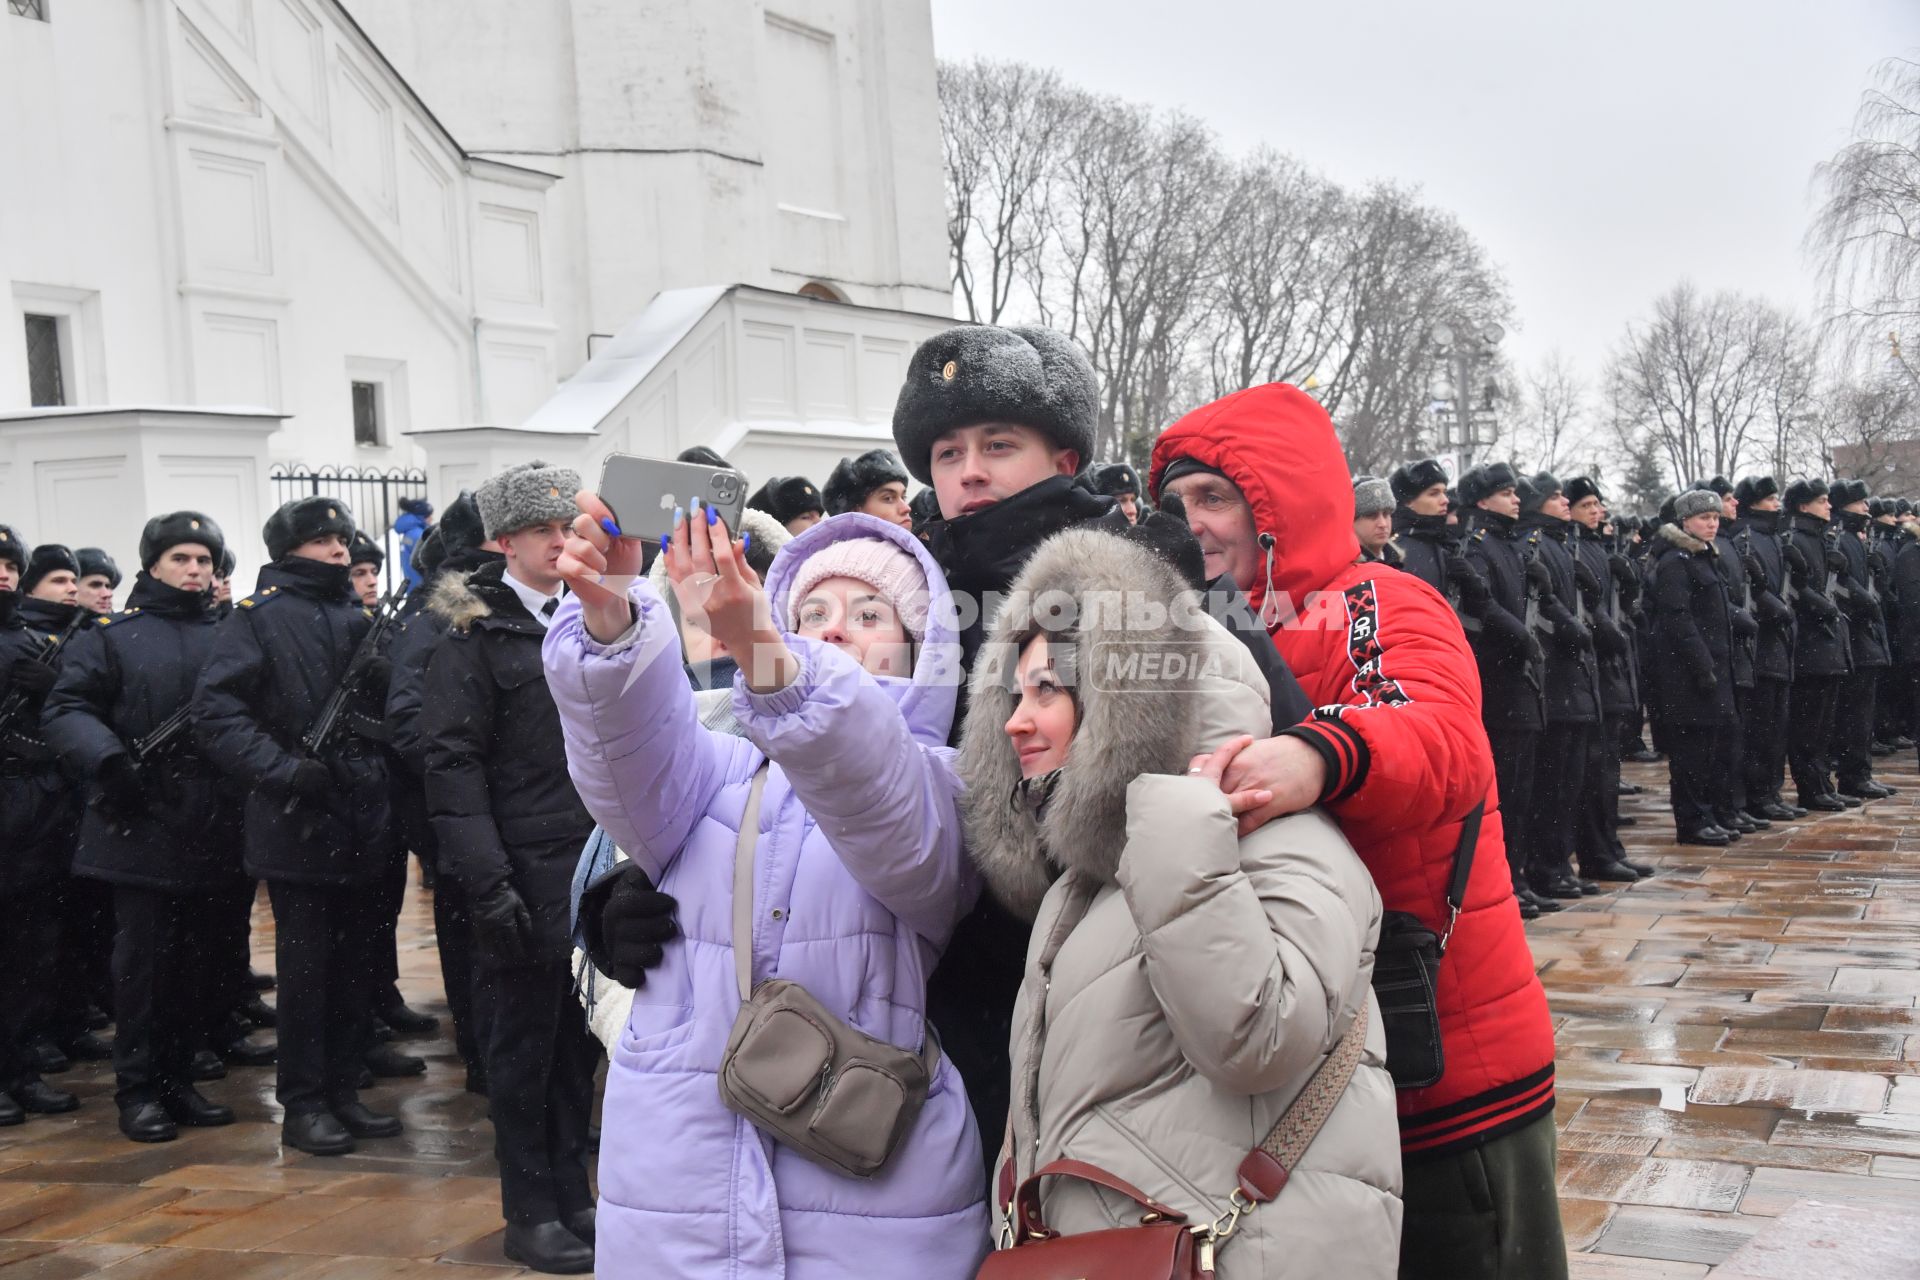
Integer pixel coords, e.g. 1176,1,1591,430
959,528,1401,1278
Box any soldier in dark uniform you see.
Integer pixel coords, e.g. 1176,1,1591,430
421,463,599,1273
386,493,496,1091
824,448,916,527
745,475,825,536
1887,505,1920,755
1648,490,1740,843
1828,479,1896,800
41,513,244,1143
75,547,122,616
210,548,237,620
348,532,384,608
1088,461,1143,524
1565,477,1650,882
1870,499,1906,751
1702,478,1766,835
1732,477,1804,821
0,541,86,1120
1783,479,1852,811
193,496,402,1156
60,547,125,1052
1390,457,1466,597
1517,472,1602,899
1459,463,1557,919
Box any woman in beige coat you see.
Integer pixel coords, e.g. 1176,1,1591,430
958,527,1402,1277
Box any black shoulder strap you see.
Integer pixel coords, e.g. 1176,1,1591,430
1439,801,1484,952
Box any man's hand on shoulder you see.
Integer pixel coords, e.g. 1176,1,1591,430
1219,734,1328,836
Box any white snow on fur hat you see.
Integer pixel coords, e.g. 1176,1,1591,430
1673,488,1721,521
785,535,931,643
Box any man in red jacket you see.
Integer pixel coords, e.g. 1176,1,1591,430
1152,382,1563,1280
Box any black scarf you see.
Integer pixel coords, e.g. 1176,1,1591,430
926,474,1117,600
125,571,212,619
260,556,354,602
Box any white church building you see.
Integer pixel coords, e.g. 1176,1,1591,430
0,0,954,575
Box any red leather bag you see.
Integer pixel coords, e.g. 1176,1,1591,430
976,1003,1370,1280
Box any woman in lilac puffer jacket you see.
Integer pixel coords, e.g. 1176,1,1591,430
542,506,988,1279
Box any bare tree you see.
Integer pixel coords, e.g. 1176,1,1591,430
938,60,1081,324
1816,371,1920,490
1607,282,1804,485
1810,57,1920,383
1511,351,1593,476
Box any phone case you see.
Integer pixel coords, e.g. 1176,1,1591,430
598,453,749,543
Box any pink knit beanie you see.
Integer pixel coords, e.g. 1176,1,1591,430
785,536,931,643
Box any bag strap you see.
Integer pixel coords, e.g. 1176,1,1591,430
1436,801,1483,953
1234,1000,1371,1206
1013,1158,1190,1241
731,765,771,1004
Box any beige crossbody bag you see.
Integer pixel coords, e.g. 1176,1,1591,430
716,766,940,1178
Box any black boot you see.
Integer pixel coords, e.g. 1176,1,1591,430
160,1086,235,1127
118,1101,177,1143
330,1099,402,1139
283,1110,355,1156
0,1091,24,1127
62,1031,113,1062
189,1048,228,1081
25,1037,68,1075
378,1000,440,1035
236,995,277,1030
218,1033,277,1067
503,1221,595,1275
365,1043,426,1078
562,1207,595,1245
12,1078,79,1113
249,969,276,992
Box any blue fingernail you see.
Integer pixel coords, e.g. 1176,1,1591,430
601,517,621,537
660,533,670,554
672,505,683,525
706,504,718,526
741,532,751,552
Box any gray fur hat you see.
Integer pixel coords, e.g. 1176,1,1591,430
1672,488,1722,522
1352,475,1394,518
476,460,582,541
892,324,1098,484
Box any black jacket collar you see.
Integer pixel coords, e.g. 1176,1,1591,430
927,475,1117,597
125,571,213,619
260,557,354,603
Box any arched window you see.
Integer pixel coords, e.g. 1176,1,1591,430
797,281,847,303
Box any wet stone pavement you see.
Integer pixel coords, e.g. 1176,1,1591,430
8,756,1920,1277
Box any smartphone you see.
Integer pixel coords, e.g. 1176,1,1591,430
598,453,749,543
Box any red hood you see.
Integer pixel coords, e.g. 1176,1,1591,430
1150,383,1358,622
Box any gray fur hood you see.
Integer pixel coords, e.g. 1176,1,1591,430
958,526,1271,918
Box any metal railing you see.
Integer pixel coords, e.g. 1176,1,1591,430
270,463,429,596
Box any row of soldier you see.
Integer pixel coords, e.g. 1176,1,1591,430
1332,463,1908,918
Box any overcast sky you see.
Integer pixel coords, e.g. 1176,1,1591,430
929,0,1920,387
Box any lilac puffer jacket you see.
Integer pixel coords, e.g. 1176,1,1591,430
542,514,989,1279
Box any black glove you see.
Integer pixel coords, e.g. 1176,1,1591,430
360,655,393,693
1573,560,1602,600
5,658,55,699
1524,559,1552,593
1560,616,1592,649
95,755,147,820
1594,616,1629,657
473,882,534,966
1827,549,1849,574
1115,506,1207,591
1731,608,1760,639
582,863,680,989
287,758,332,801
1445,558,1490,607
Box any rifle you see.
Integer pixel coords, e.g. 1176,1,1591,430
0,607,91,762
282,581,408,814
1520,532,1547,707
129,701,195,768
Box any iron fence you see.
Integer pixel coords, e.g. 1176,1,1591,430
270,463,429,597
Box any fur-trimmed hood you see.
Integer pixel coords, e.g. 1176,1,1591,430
957,526,1271,918
424,557,529,633
1657,522,1717,556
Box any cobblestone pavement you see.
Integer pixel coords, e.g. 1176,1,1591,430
7,754,1920,1276
1550,752,1920,1278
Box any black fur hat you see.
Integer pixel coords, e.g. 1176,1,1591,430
1734,475,1779,506
1784,478,1829,511
1705,475,1734,497
75,548,121,587
1870,497,1892,519
1458,461,1519,507
217,546,236,579
139,511,226,572
1089,462,1142,498
747,476,825,526
438,490,487,556
349,531,385,568
1516,471,1563,513
22,543,78,594
263,496,356,562
1564,475,1605,506
909,486,941,531
1828,478,1869,509
892,324,1097,484
0,524,28,578
823,449,911,515
1390,458,1449,504
676,445,732,470
1899,498,1915,518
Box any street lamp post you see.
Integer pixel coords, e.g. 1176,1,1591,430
1431,321,1505,474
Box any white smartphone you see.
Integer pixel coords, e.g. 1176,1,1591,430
597,453,749,543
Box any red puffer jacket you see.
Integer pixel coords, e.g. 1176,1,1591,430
1151,383,1556,1160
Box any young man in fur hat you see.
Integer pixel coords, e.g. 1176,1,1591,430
1827,479,1896,800
42,512,245,1143
1089,460,1143,523
1352,474,1399,563
420,462,600,1273
75,548,122,616
823,448,914,528
746,475,826,535
194,496,403,1157
348,532,385,608
1389,457,1468,598
1731,477,1802,820
0,539,89,1125
1782,479,1852,810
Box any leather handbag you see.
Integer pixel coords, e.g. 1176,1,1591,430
716,767,938,1179
1370,802,1481,1089
978,1001,1370,1280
